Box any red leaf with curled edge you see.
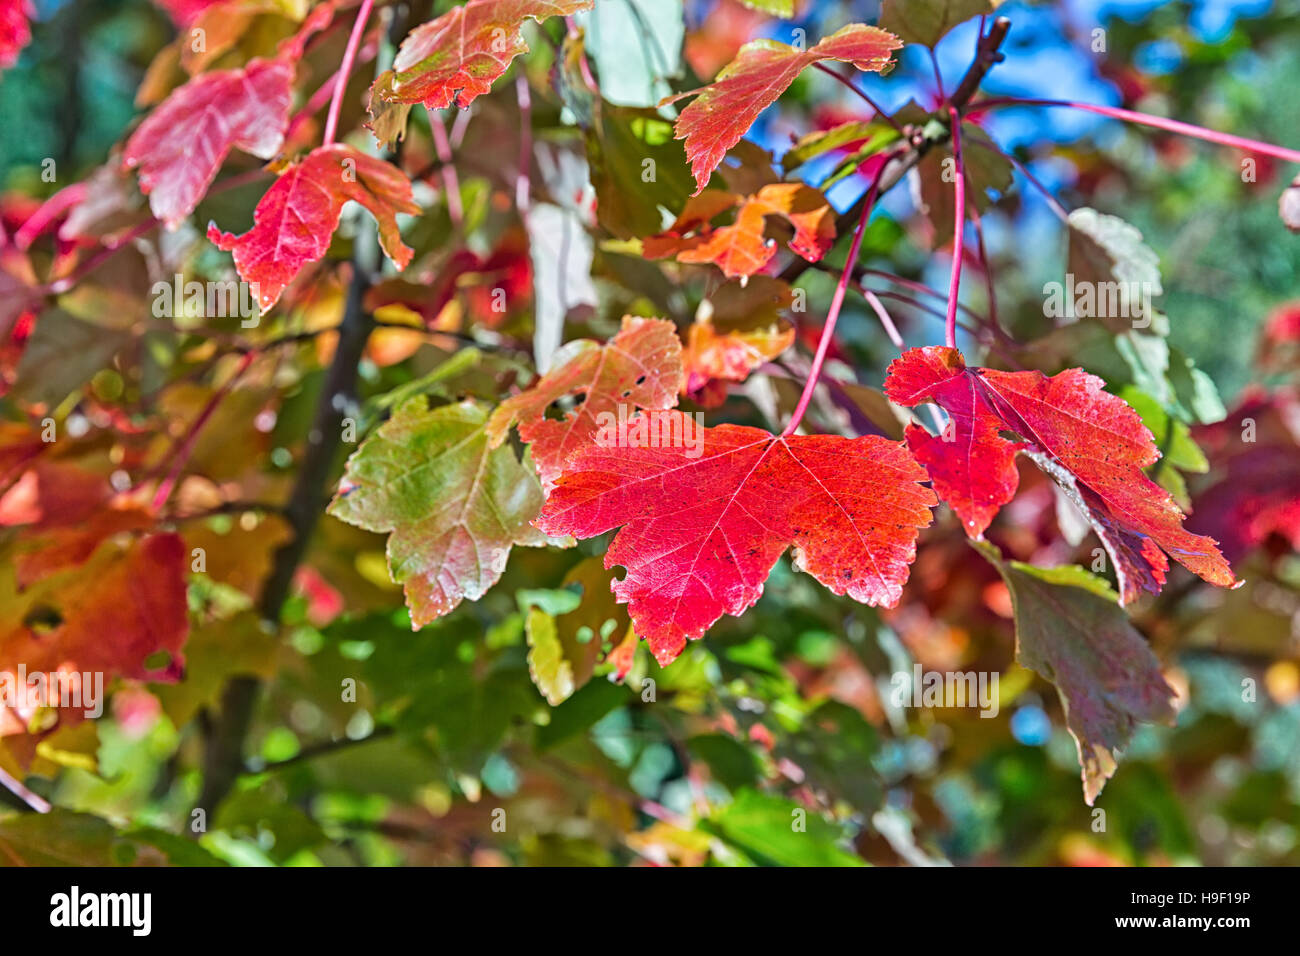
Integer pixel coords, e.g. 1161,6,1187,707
0,0,33,71
382,0,593,110
668,23,901,194
536,414,936,665
884,346,1238,604
208,144,419,313
123,57,293,229
486,316,684,487
644,184,835,279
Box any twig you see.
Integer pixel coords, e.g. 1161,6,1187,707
151,351,256,510
966,204,1001,338
193,1,408,818
778,17,1012,287
964,97,1300,165
944,106,967,349
322,0,376,146
862,287,906,351
966,136,1071,222
0,766,51,813
928,47,947,104
782,160,888,436
812,62,907,136
246,726,395,774
428,106,463,227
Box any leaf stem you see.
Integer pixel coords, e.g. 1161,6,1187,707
150,351,256,511
944,107,966,350
781,164,886,437
964,97,1300,165
966,134,1071,222
812,62,907,136
322,0,375,147
0,765,50,813
427,106,463,227
861,287,905,350
967,203,1000,338
928,47,947,104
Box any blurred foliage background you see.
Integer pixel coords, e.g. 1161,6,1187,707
0,0,1298,866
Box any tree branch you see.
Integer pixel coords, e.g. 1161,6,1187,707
192,2,416,823
194,257,374,820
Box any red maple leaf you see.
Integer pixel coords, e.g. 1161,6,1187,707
208,144,419,312
883,346,1237,603
536,414,936,665
668,23,901,194
123,57,294,229
644,184,836,279
383,0,593,109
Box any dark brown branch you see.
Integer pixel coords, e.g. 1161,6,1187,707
192,2,421,823
194,260,374,821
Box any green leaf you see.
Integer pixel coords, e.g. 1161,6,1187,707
215,784,327,863
706,789,865,866
347,612,540,774
1166,345,1226,424
535,679,629,751
1115,332,1226,426
1120,385,1208,499
879,0,1004,48
328,398,547,628
782,701,882,814
688,733,763,791
1066,207,1164,332
0,810,225,866
526,607,575,705
737,0,794,16
974,541,1177,806
587,102,694,238
781,120,899,177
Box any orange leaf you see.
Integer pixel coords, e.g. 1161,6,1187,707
646,183,835,279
